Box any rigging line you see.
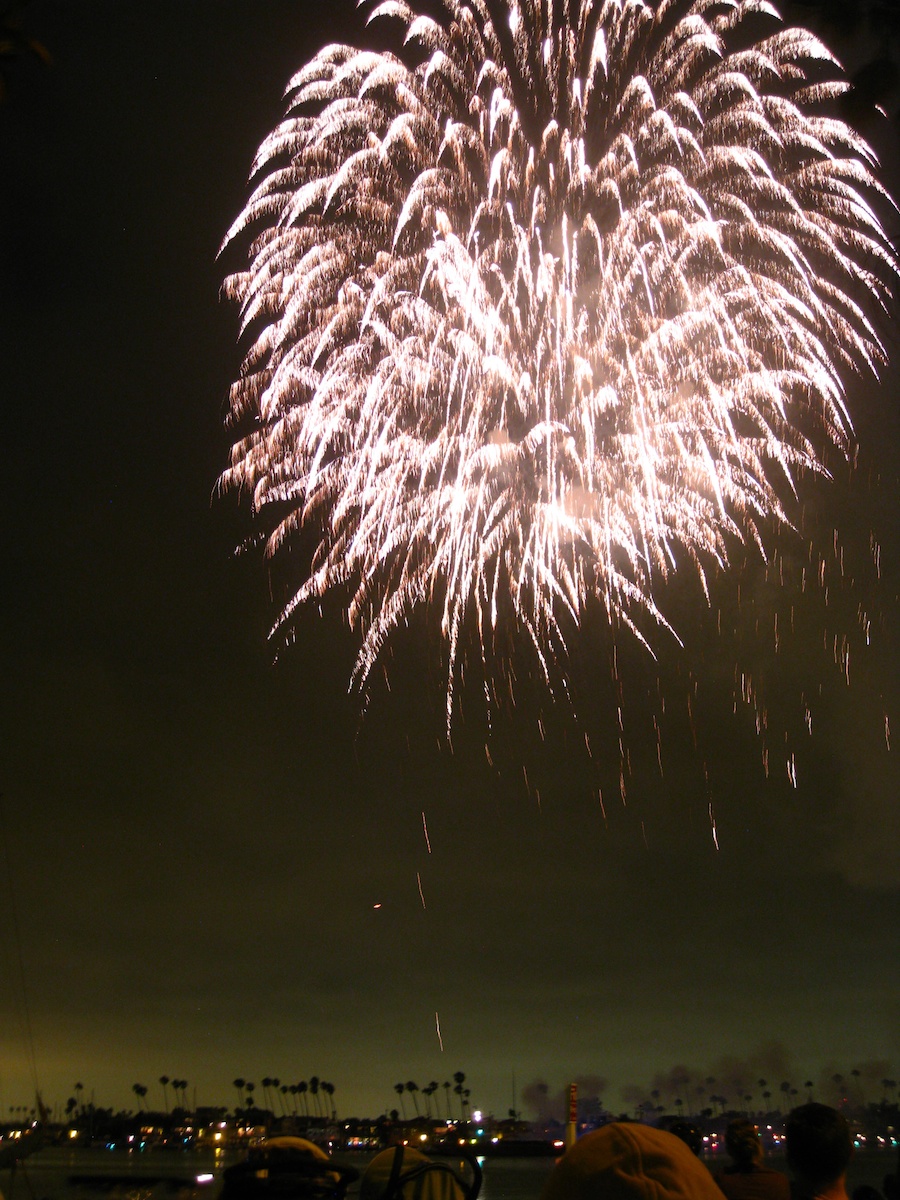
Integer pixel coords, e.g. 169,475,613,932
0,793,42,1099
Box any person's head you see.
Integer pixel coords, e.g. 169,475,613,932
666,1120,702,1157
785,1104,853,1192
540,1123,723,1200
725,1119,762,1168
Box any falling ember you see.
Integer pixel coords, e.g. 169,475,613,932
222,0,896,753
422,811,431,855
886,714,892,751
787,754,798,789
435,1012,443,1052
417,871,426,909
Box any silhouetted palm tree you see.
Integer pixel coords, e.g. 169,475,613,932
233,1079,246,1112
406,1082,421,1117
394,1083,407,1120
132,1083,148,1112
159,1076,170,1114
297,1081,309,1118
322,1081,335,1119
453,1073,466,1121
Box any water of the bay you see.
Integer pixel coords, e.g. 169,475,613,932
2,1146,895,1200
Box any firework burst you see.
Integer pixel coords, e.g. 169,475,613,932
221,0,896,736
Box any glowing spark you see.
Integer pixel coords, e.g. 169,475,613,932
373,903,382,910
422,811,431,854
709,803,719,851
787,754,798,788
222,0,896,735
886,714,891,751
435,1011,443,1052
417,871,426,909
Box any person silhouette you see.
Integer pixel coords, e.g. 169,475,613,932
713,1119,790,1200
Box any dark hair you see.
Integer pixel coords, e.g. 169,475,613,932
786,1104,852,1188
725,1119,760,1167
667,1120,702,1157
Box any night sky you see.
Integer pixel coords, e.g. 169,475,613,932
1,0,899,1124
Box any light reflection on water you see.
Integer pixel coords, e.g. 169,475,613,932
2,1147,895,1200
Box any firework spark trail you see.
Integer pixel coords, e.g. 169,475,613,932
422,810,431,853
222,0,896,735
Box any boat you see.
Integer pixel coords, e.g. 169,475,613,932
220,1136,359,1200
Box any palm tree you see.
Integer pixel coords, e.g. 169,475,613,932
322,1081,336,1120
443,1081,451,1119
394,1083,407,1120
159,1076,170,1114
406,1082,421,1118
297,1081,309,1118
132,1083,148,1112
309,1077,320,1119
233,1079,246,1113
261,1077,273,1114
453,1072,466,1121
74,1082,84,1115
245,1082,256,1113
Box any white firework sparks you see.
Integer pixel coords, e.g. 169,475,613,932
221,0,896,731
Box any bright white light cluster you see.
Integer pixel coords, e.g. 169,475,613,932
222,0,895,725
